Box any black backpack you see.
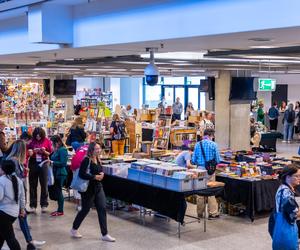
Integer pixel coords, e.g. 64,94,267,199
287,110,295,123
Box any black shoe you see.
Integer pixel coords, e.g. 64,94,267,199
208,215,220,220
27,243,37,250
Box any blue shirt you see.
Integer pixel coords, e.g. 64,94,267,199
192,139,221,169
176,151,191,168
268,106,279,120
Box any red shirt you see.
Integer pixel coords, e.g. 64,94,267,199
27,138,53,160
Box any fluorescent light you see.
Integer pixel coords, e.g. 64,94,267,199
86,68,127,72
34,68,80,71
141,51,207,60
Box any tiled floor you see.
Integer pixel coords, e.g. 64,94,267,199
2,141,300,250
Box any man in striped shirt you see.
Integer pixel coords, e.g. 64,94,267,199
192,128,220,219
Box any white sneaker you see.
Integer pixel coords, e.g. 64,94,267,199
32,240,46,247
76,205,82,211
41,207,47,213
101,234,116,242
70,229,82,238
282,140,287,143
287,140,291,144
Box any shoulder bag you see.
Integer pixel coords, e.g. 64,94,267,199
71,158,91,192
199,141,217,175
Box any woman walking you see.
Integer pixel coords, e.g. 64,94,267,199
6,140,46,249
283,103,296,143
48,135,68,217
27,127,52,213
272,164,300,250
0,160,25,250
70,142,115,242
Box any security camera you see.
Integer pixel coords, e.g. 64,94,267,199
144,62,159,86
144,49,159,86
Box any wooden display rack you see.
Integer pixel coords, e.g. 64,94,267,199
170,128,197,148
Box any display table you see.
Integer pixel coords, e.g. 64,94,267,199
216,176,280,221
102,175,223,224
259,132,282,152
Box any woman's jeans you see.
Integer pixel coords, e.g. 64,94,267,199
72,187,108,236
19,214,33,243
284,122,294,141
56,176,67,212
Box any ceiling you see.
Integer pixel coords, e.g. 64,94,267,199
2,25,300,78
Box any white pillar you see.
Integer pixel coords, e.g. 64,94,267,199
230,103,250,151
215,71,231,149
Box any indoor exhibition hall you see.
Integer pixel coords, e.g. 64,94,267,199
0,0,300,250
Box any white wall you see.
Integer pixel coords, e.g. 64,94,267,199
120,77,143,109
109,78,121,110
288,84,300,105
75,77,104,91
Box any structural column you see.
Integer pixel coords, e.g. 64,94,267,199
215,71,231,149
230,103,250,151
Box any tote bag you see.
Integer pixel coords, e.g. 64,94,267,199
70,158,91,192
272,212,298,250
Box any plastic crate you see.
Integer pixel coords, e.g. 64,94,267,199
152,174,167,188
128,168,140,182
166,177,193,192
193,177,207,190
139,171,153,185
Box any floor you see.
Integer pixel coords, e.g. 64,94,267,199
3,140,300,250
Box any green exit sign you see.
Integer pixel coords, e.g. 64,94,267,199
258,78,276,91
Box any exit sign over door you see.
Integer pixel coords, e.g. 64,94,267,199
258,78,276,91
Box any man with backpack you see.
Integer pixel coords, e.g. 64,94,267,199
283,103,296,143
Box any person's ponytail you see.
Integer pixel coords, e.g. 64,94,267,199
11,175,19,203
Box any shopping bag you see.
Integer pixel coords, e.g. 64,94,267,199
47,165,54,186
70,158,91,192
48,184,59,201
272,212,298,250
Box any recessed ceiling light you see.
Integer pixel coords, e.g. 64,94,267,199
141,51,207,60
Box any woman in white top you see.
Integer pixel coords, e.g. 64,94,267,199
199,111,215,137
0,160,25,250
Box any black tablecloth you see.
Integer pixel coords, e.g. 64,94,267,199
216,176,280,221
102,175,223,224
260,132,282,152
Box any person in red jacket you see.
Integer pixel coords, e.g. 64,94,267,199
27,127,52,214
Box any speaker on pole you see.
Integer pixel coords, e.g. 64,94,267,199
208,77,215,100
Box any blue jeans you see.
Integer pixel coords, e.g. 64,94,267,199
284,122,294,141
18,214,32,243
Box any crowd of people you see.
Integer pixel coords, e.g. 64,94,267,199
0,124,116,249
256,100,300,143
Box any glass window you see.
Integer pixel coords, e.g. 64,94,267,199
164,87,174,106
188,87,199,110
162,77,184,85
186,76,205,85
145,85,161,108
200,92,206,110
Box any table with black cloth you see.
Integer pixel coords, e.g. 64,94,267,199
216,176,280,221
102,174,223,225
259,132,283,152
